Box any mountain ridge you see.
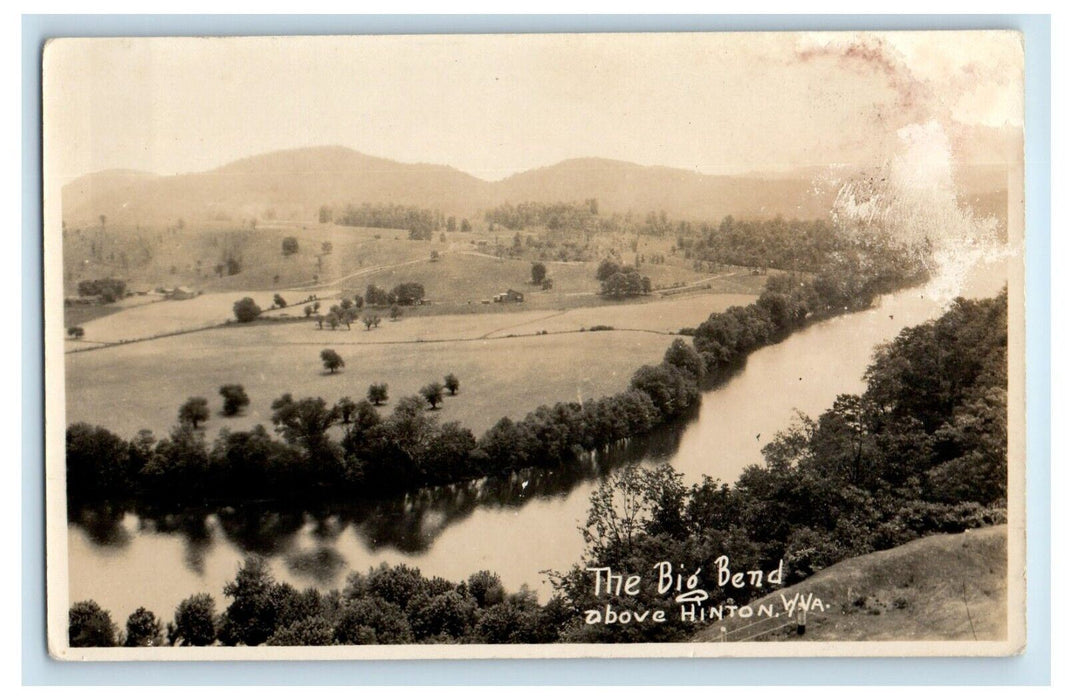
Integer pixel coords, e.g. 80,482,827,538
62,144,1014,227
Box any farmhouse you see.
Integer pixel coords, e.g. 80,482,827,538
493,289,525,303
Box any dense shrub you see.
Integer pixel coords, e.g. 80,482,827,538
233,297,262,323
77,278,126,303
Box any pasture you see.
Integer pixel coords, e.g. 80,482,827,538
64,291,756,440
63,219,767,317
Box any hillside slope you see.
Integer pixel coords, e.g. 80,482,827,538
692,525,1009,643
492,157,833,221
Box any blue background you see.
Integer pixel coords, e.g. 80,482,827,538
22,14,1052,685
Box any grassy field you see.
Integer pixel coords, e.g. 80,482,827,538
63,217,769,441
63,219,766,310
65,291,756,440
62,303,126,328
64,258,762,345
692,525,1008,643
62,221,413,296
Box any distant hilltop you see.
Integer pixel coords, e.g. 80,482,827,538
62,137,1016,228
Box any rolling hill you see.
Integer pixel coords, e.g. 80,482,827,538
493,157,836,221
691,525,1009,644
61,147,494,227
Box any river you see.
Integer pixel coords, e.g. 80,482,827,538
67,260,1007,624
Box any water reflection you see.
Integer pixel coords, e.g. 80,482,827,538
68,504,133,549
284,546,347,585
68,414,689,573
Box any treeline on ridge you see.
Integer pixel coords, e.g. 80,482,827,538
328,203,439,240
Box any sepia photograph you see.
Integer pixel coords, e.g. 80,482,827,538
41,30,1026,660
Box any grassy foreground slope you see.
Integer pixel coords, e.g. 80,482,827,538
693,525,1008,643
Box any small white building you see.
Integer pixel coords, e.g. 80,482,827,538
168,286,201,300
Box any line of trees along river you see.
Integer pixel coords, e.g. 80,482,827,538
66,235,930,508
69,287,1008,646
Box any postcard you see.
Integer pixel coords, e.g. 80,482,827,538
42,30,1026,660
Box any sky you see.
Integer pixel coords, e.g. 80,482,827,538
43,31,1024,182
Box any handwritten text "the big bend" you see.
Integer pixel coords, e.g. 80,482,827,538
582,557,793,626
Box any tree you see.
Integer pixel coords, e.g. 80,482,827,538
460,218,472,232
266,616,334,646
391,282,426,306
420,382,445,409
601,268,647,298
446,216,457,232
220,556,278,646
78,277,126,302
365,284,389,306
178,397,210,429
420,421,475,480
408,590,476,640
282,236,299,255
629,363,700,418
66,422,133,501
334,597,413,645
69,600,116,647
67,326,85,340
270,394,339,451
663,339,704,382
322,241,333,255
273,293,287,308
320,349,344,374
233,297,262,323
466,570,505,608
219,384,250,417
318,205,333,224
124,607,164,647
363,314,381,330
596,259,621,282
390,304,402,320
443,373,460,395
368,383,389,406
531,262,547,285
336,397,356,424
303,305,313,318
